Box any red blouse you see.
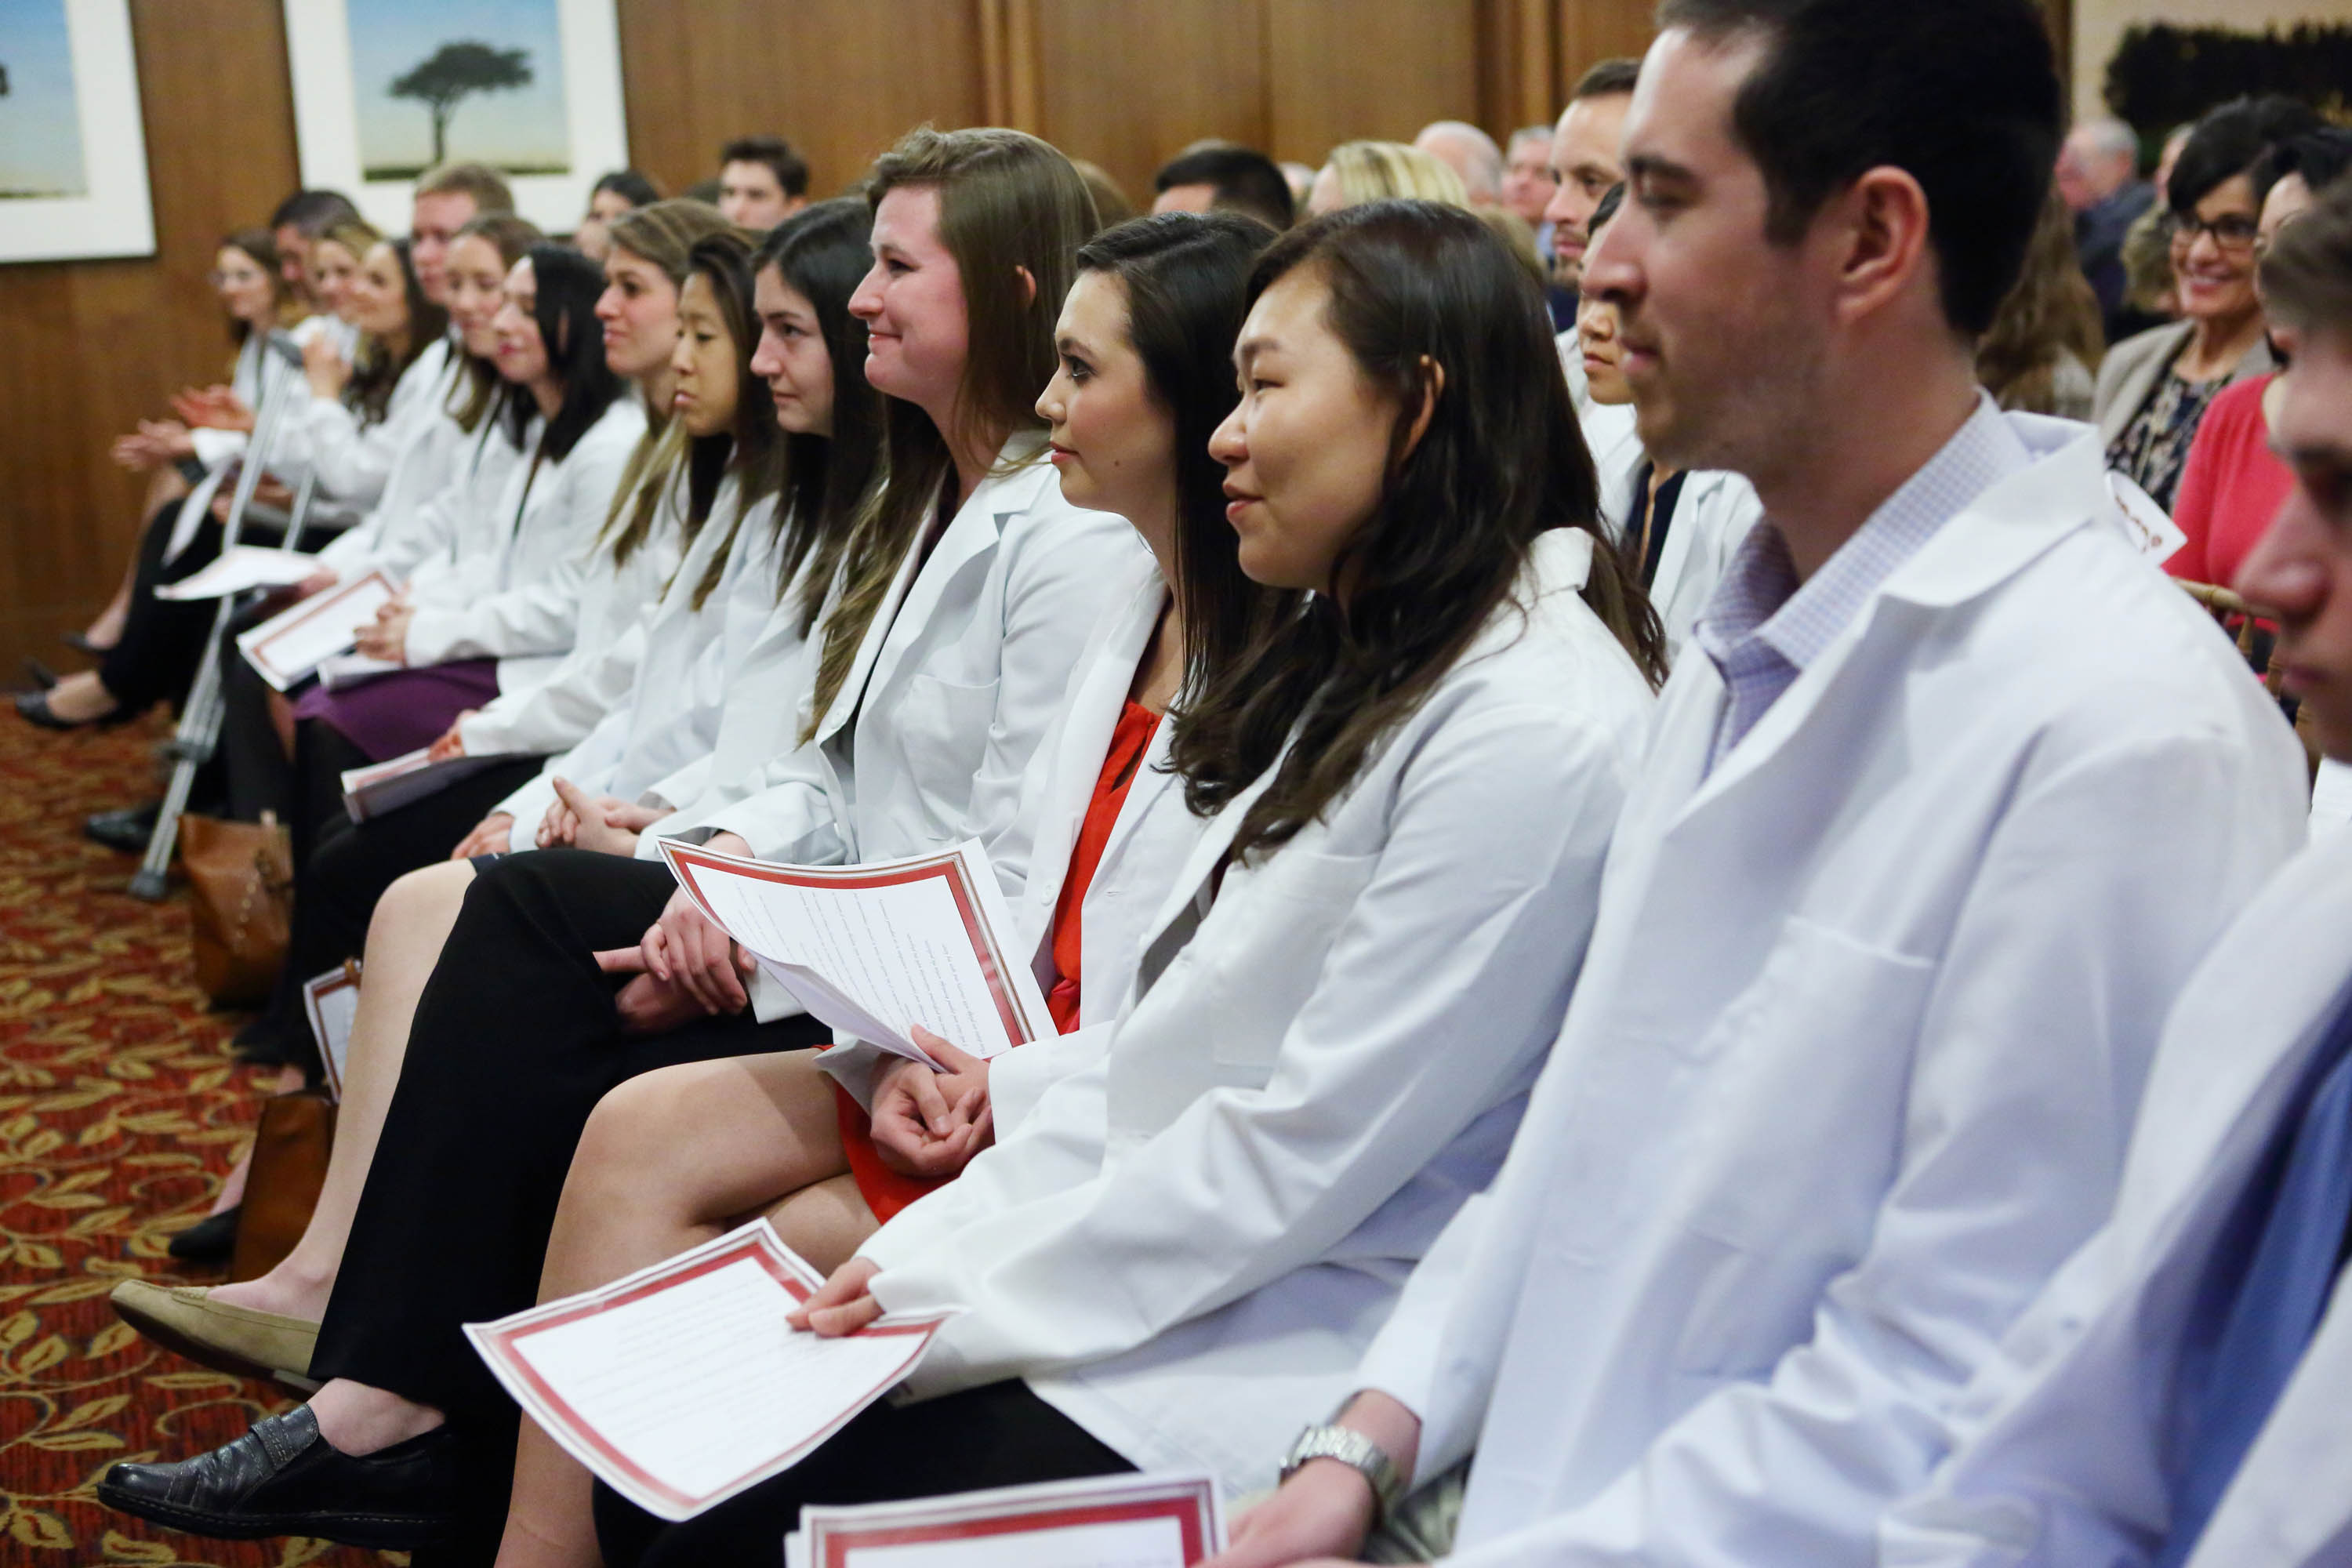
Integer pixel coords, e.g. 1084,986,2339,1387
837,700,1162,1222
2165,375,2292,590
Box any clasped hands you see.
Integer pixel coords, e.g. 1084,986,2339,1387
352,594,414,663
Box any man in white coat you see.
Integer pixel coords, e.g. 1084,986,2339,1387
1211,2,2310,1564
1877,179,2352,1568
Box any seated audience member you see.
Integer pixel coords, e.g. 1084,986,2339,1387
1213,5,2307,1565
1879,181,2352,1568
1504,122,1563,318
2058,115,2157,339
1574,184,1759,655
1977,187,2105,420
98,126,1142,1555
1414,119,1505,206
407,161,517,304
1071,158,1136,227
1303,141,1469,218
716,133,810,228
1279,159,1316,214
1544,58,1638,299
2168,129,2352,590
1150,143,1295,230
573,167,661,260
2099,95,2321,510
597,196,1666,1568
107,199,887,1405
499,203,1284,1565
267,188,362,318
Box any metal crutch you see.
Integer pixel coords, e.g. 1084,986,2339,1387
128,336,314,902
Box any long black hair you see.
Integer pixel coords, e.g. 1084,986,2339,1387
499,241,625,463
1073,211,1285,702
1170,200,1666,862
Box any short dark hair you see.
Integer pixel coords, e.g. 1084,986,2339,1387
591,168,663,208
269,189,358,238
1655,0,2060,336
1152,144,1294,230
2260,176,2352,341
2254,129,2352,204
1571,57,1642,100
2169,96,2327,216
720,135,810,199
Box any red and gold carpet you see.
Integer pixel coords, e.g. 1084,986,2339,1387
0,710,394,1566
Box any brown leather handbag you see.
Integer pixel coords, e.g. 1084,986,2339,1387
180,811,292,1007
228,1090,337,1282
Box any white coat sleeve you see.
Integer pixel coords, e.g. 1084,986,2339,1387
292,396,397,508
405,551,589,663
1436,724,2305,1568
860,706,1631,1397
458,608,648,759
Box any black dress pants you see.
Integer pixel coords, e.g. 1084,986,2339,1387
100,499,222,713
307,850,829,1557
594,1381,1135,1567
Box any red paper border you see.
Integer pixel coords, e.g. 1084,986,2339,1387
811,1483,1218,1566
477,1229,939,1515
245,571,394,684
665,844,1039,1049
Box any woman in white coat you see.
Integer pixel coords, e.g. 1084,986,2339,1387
494,209,1283,1565
597,200,1665,1566
98,127,1134,1559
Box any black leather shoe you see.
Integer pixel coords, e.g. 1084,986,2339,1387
165,1204,239,1263
98,1404,459,1550
14,689,133,731
85,801,162,855
22,657,58,691
61,630,110,658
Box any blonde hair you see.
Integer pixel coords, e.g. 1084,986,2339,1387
1319,141,1472,210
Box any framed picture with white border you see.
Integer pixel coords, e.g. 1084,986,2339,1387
281,0,627,238
0,0,156,264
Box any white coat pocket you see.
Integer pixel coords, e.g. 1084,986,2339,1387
1200,847,1381,1077
895,672,1000,820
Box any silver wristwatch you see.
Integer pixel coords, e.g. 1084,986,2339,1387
1281,1423,1405,1525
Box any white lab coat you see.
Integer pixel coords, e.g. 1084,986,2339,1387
1878,829,2352,1568
287,336,452,510
1353,416,2309,1566
817,550,1203,1128
649,441,1146,1019
484,477,782,847
858,529,1657,1500
402,397,654,694
314,339,472,581
1585,398,1763,659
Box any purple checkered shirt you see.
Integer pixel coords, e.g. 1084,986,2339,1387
1692,395,2032,775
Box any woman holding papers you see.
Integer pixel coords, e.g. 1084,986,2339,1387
494,208,1281,1562
593,201,1664,1563
101,127,1139,1556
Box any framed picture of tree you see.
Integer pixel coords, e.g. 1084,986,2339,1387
0,0,154,263
281,0,626,236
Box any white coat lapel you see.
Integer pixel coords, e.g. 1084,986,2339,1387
1133,765,1276,1000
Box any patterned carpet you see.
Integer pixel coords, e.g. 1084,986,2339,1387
0,709,394,1566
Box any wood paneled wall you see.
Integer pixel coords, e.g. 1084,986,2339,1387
0,0,1653,675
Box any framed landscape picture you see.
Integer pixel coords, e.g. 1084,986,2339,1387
282,0,627,235
0,0,154,263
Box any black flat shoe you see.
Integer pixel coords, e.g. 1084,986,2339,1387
165,1204,240,1264
97,1404,460,1550
14,689,133,731
61,630,111,658
21,657,58,691
86,800,162,855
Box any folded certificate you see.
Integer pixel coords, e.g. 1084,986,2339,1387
339,746,517,823
2107,472,2189,561
468,1219,956,1522
657,838,1053,1069
301,961,361,1101
154,544,320,601
787,1472,1226,1568
237,570,396,691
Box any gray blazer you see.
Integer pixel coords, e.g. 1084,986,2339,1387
2093,318,2275,446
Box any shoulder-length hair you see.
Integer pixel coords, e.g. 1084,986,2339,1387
800,126,1099,739
499,243,626,463
445,212,543,434
1171,200,1667,863
1075,211,1287,700
217,228,288,345
691,198,884,618
347,237,451,426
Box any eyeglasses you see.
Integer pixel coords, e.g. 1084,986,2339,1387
2165,212,2260,253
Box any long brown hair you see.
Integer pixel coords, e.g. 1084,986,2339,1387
1976,186,2105,415
446,212,544,434
800,126,1098,740
1169,201,1666,864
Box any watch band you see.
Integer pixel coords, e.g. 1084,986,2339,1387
1281,1423,1405,1524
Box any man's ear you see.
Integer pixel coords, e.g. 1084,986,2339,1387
1014,264,1038,310
1829,165,1934,329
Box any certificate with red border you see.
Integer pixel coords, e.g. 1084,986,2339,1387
300,960,361,1101
657,837,1051,1065
791,1472,1225,1568
235,569,396,691
466,1219,955,1522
